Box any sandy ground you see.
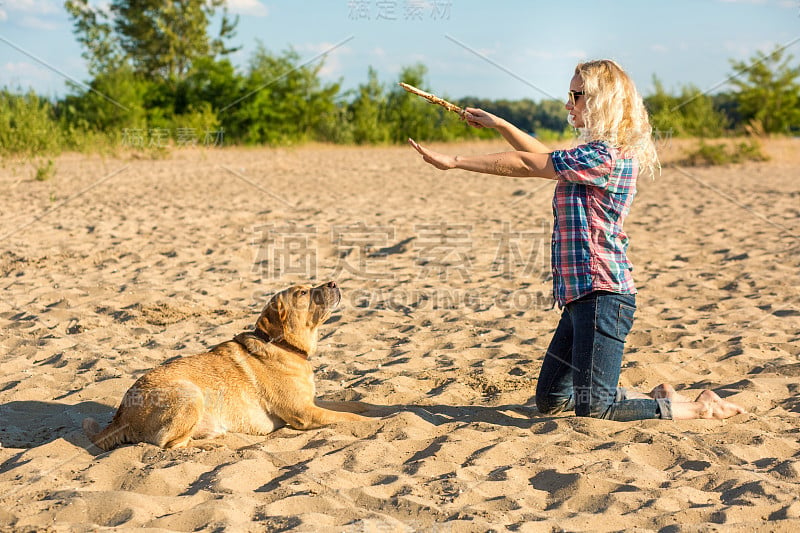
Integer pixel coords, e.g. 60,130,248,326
0,138,798,532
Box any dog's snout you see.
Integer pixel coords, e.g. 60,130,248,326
313,281,338,293
310,281,340,308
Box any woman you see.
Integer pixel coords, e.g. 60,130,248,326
409,59,745,421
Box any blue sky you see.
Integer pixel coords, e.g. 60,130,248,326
1,0,798,102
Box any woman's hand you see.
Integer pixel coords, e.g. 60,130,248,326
464,107,502,129
408,138,457,170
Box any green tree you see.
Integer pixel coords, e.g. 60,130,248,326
675,85,728,137
532,99,569,133
385,63,472,143
728,46,800,134
177,57,243,116
63,0,122,76
0,90,62,156
454,96,567,138
646,76,727,138
229,45,339,144
65,0,238,82
349,67,391,144
58,65,150,134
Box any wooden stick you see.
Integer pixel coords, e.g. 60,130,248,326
398,82,467,119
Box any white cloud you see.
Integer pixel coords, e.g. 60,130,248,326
525,50,553,60
296,42,352,78
0,1,61,30
565,50,587,59
476,45,501,57
226,0,269,17
723,40,749,56
93,1,113,16
524,49,587,60
4,61,53,82
723,39,782,59
651,44,669,53
8,0,60,15
18,15,59,31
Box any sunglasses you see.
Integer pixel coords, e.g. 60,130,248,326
568,90,584,105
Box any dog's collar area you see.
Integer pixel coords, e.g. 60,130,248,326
249,328,273,345
243,329,310,360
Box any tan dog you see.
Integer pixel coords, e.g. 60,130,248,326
83,281,369,450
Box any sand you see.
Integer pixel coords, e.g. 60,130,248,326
0,138,798,532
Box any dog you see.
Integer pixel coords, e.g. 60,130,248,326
83,281,370,450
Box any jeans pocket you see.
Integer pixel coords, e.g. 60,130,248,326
594,296,634,343
617,302,636,341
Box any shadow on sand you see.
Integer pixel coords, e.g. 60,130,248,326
0,400,114,449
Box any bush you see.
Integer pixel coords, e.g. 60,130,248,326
681,139,770,166
34,159,56,181
59,66,150,136
646,77,728,138
732,140,770,163
170,102,221,145
227,45,340,145
729,47,800,134
0,90,63,156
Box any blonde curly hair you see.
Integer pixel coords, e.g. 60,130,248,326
575,59,660,178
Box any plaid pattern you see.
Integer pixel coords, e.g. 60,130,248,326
550,141,637,307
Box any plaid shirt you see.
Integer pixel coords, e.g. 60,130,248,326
550,141,637,307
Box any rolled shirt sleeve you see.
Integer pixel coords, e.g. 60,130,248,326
551,141,615,188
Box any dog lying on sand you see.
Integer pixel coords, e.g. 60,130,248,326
84,281,371,450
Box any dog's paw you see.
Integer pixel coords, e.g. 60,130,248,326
193,441,227,451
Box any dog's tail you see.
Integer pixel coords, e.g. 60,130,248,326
83,417,130,451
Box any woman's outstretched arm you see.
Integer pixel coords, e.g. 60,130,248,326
465,107,552,154
408,138,557,180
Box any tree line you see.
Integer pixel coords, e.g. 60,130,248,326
1,0,798,157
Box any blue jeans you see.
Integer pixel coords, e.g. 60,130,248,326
535,291,672,421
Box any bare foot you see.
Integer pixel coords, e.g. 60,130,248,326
694,390,747,419
648,383,693,403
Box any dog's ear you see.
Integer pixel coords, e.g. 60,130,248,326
276,295,288,323
257,291,288,335
233,332,271,357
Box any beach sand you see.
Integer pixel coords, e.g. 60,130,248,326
1,138,798,531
